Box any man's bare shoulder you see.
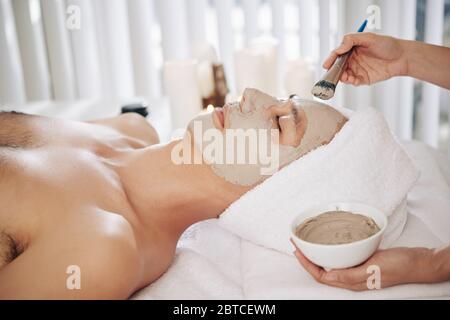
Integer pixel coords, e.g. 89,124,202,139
89,113,160,146
73,226,143,299
0,215,142,299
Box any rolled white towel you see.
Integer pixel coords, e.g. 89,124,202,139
218,106,420,255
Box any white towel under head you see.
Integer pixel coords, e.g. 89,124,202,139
218,106,420,255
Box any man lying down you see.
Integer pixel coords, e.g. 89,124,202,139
0,88,448,299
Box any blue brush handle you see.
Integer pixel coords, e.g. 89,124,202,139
333,19,368,76
357,19,368,33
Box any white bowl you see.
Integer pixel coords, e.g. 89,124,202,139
290,202,388,270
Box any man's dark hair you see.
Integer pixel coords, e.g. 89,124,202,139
0,111,34,149
0,111,32,267
0,231,20,268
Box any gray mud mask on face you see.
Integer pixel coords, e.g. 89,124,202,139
187,88,346,186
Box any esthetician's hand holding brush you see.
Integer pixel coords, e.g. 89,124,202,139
292,32,450,290
323,32,450,89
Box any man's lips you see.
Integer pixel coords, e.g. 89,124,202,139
214,108,225,128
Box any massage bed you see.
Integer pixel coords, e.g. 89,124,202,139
5,99,450,299
131,140,450,299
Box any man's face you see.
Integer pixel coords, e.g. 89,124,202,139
186,88,346,186
209,88,307,148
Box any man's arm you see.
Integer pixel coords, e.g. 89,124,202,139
0,232,141,299
402,40,450,89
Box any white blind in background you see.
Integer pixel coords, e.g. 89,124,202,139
298,0,314,59
243,0,260,45
418,0,445,147
374,0,402,134
12,0,51,101
398,0,417,140
158,0,189,60
0,0,447,154
127,0,158,99
186,0,208,52
66,0,102,99
214,0,235,92
41,0,76,101
93,0,135,99
0,0,26,105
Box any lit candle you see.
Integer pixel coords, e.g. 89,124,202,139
191,43,218,63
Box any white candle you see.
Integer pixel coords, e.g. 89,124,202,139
164,59,203,130
234,37,279,96
191,43,217,99
191,42,218,63
196,60,215,98
284,58,315,99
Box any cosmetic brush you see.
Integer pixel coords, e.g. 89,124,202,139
311,19,368,100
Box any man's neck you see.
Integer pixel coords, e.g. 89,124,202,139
119,139,247,239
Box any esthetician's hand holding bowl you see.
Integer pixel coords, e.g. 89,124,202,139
290,202,387,271
290,203,443,291
291,240,440,291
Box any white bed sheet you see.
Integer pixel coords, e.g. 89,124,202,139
132,140,450,300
